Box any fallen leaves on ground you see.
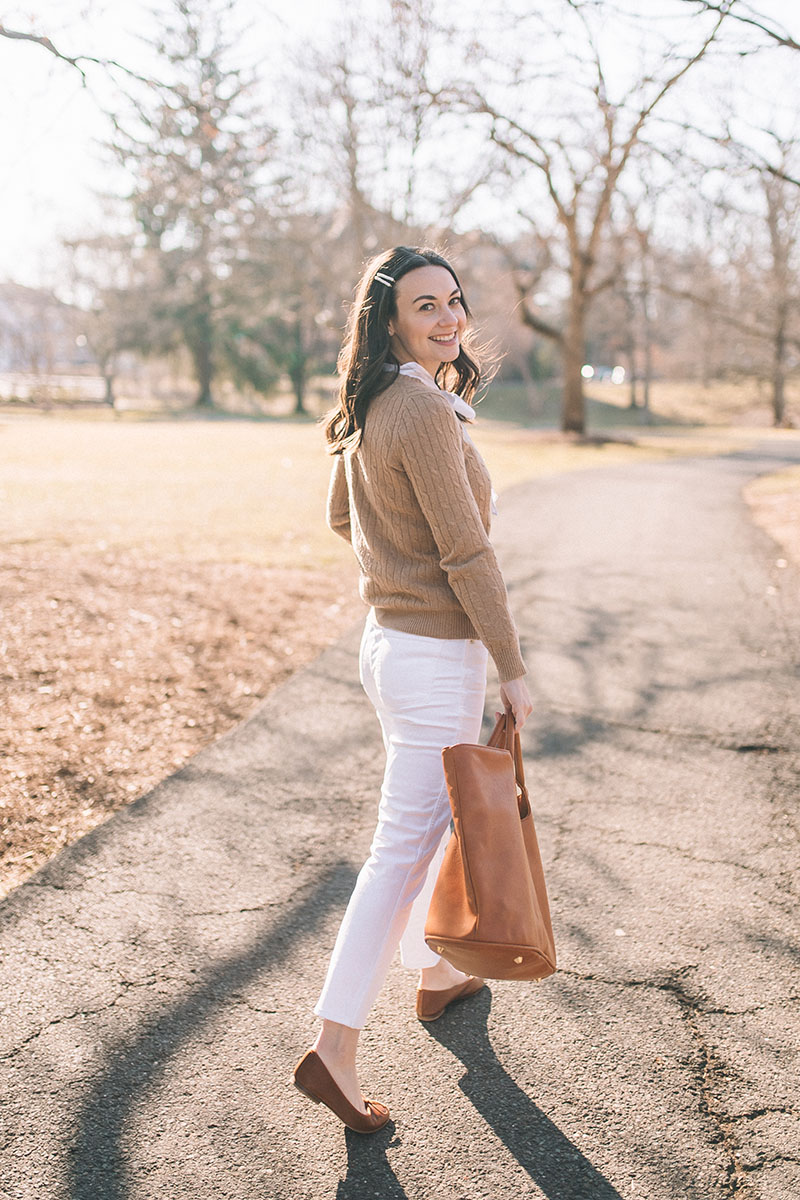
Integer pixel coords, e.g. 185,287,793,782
0,548,359,896
744,469,800,567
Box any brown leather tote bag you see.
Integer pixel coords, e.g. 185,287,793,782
424,711,556,982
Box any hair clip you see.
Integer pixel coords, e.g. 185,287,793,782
374,272,395,287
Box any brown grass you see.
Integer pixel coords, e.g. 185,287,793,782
743,465,800,566
1,550,358,894
587,377,800,427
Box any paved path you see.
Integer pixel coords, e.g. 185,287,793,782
2,438,800,1200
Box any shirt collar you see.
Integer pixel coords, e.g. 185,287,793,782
390,361,476,423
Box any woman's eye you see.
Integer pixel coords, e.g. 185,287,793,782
418,298,461,312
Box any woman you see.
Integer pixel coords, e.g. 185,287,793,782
293,246,532,1132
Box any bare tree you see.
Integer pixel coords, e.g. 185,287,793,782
755,155,800,425
443,0,729,433
657,129,800,426
63,230,160,408
290,1,495,265
105,0,278,409
616,173,673,421
267,0,494,415
232,207,345,414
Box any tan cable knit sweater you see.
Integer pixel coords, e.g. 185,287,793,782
326,374,526,683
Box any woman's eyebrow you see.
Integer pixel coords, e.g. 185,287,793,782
413,288,461,303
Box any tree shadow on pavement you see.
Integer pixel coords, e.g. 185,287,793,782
423,989,625,1200
67,862,355,1200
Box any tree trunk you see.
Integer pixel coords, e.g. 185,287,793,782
561,295,586,434
642,338,653,424
291,376,306,415
772,312,787,427
194,349,213,408
625,319,638,410
519,353,544,417
290,316,306,415
622,283,638,409
191,307,214,409
700,302,713,389
628,365,638,409
97,352,116,408
641,283,653,425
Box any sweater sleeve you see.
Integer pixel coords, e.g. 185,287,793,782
395,392,526,683
325,453,351,543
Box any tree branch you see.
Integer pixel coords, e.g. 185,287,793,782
583,11,728,268
517,302,564,343
487,231,563,343
615,11,728,177
585,268,619,298
0,23,158,87
765,164,800,189
679,1,800,52
471,91,573,229
660,281,800,349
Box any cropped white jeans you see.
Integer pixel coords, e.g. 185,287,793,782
314,609,489,1030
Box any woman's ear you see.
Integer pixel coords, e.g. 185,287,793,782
387,322,395,337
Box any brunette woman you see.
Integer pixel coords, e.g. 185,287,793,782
293,246,532,1132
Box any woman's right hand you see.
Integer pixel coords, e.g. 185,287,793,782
498,676,534,730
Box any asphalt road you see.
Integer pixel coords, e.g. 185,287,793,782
2,437,799,1200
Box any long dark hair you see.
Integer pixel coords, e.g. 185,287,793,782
323,246,481,454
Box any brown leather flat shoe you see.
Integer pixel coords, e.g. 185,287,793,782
293,1049,390,1134
416,975,486,1022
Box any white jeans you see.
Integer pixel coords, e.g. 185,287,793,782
314,610,489,1030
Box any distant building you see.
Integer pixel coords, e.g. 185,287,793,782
0,282,108,402
0,282,94,373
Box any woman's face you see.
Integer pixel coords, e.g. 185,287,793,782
387,264,467,376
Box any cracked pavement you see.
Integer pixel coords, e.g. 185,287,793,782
2,438,800,1199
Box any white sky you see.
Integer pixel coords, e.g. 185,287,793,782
1,0,319,287
1,0,798,290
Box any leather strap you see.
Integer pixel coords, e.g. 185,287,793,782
487,711,530,818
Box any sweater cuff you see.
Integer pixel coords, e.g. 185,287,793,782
493,645,527,684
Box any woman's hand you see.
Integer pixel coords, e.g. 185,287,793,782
498,676,534,730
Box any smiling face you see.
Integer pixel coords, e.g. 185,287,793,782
387,264,467,377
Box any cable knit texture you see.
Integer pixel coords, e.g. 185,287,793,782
326,374,526,683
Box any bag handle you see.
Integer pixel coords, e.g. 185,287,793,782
487,710,530,819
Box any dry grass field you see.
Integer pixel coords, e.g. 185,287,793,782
487,375,799,431
0,405,792,895
584,376,800,428
744,465,800,565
